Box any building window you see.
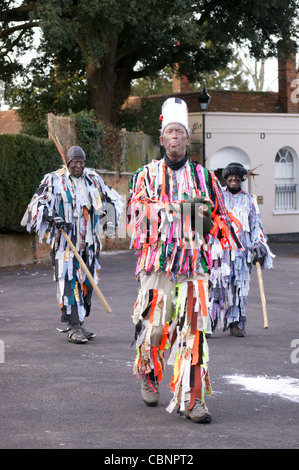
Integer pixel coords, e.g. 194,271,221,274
275,148,297,211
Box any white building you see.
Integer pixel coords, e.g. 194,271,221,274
189,111,299,238
170,50,299,240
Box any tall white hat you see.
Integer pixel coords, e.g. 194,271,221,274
160,97,190,135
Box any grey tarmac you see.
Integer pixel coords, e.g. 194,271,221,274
0,243,298,450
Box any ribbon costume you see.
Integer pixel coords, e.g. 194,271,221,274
209,162,274,336
127,98,241,422
21,146,122,343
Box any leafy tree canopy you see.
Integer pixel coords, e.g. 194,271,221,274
1,0,298,126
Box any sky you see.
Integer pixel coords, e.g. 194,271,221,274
247,57,279,92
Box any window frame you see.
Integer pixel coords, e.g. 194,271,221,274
274,147,298,213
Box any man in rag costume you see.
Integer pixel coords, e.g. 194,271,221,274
21,145,122,344
127,98,242,423
209,162,274,337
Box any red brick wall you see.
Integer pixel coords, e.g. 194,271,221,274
278,54,298,113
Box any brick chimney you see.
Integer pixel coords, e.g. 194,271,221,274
172,65,190,93
277,39,298,113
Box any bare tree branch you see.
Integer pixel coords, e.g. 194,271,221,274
0,21,40,40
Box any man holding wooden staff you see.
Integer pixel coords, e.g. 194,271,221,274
127,98,244,423
21,145,122,344
209,162,275,337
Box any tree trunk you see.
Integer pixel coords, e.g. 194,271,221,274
85,36,118,124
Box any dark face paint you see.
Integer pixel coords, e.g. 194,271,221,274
226,174,242,193
68,159,85,177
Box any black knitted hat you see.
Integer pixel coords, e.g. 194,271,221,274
222,162,248,181
66,146,86,165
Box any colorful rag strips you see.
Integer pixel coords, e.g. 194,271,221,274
128,157,241,411
132,279,211,413
209,188,275,325
21,166,122,322
128,159,239,281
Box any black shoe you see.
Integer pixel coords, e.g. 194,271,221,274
229,325,245,337
67,325,88,344
80,322,96,340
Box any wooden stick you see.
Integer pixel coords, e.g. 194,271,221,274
49,131,66,165
256,261,268,328
61,229,111,314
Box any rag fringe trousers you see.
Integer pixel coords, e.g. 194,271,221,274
53,246,96,325
132,270,212,413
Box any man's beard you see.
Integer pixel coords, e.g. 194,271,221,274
227,186,241,194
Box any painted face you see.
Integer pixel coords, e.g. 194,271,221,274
226,174,242,191
68,158,85,177
160,123,190,162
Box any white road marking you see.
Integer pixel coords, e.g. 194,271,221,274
224,375,299,403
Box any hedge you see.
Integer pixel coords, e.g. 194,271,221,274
0,134,62,233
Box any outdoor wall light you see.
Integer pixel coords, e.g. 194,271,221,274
198,87,211,167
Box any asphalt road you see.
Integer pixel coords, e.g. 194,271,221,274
0,243,298,451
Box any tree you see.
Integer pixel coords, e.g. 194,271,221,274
0,1,39,82
1,0,298,125
130,57,251,97
33,0,237,123
191,56,251,91
241,57,266,91
130,67,173,97
7,52,89,136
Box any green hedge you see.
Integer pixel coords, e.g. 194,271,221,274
0,134,62,234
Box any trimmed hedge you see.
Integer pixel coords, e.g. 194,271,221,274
0,134,62,233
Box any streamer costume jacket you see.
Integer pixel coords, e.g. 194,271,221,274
127,156,241,413
21,164,122,328
209,185,274,334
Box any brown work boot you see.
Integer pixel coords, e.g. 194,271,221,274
141,371,159,407
182,399,212,423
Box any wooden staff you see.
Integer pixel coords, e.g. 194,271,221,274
256,261,268,328
49,131,66,164
48,132,112,313
61,229,111,313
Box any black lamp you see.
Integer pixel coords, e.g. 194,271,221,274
197,87,211,167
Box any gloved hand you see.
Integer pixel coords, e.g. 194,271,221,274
253,244,267,267
43,207,67,230
52,216,66,230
